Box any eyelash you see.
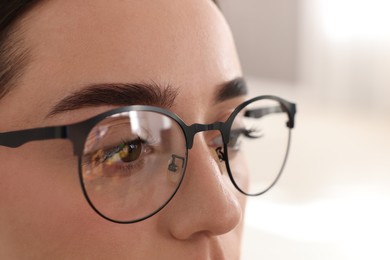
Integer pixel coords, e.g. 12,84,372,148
208,127,262,150
82,137,154,175
101,138,145,162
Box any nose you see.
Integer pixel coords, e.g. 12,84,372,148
161,134,243,240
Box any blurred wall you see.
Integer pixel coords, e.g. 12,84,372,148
219,0,300,82
221,0,390,113
298,0,390,112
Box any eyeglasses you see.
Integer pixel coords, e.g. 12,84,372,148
0,95,296,223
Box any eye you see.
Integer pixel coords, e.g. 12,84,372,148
117,140,142,163
228,128,263,150
103,138,145,164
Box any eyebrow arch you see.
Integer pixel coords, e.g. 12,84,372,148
214,77,248,103
47,77,247,118
47,82,178,117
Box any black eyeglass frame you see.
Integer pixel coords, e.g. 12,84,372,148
0,95,296,223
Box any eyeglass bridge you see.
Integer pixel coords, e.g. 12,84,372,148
186,122,225,149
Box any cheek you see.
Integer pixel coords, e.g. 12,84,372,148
0,141,161,258
227,152,250,191
219,153,248,214
0,141,90,254
232,154,249,210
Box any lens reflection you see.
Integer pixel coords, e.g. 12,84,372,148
81,111,186,222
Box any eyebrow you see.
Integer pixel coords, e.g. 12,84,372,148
214,77,247,103
47,82,178,117
47,77,247,117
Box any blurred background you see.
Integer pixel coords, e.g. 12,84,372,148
218,0,390,259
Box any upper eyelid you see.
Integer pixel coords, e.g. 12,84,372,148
83,138,144,163
209,104,241,124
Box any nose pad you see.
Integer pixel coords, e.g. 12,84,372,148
215,147,226,162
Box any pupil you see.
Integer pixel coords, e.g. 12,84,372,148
119,140,142,163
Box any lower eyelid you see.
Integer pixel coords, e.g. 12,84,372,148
97,145,152,175
111,141,159,171
108,157,146,174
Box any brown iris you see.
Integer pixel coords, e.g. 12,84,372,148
118,139,143,163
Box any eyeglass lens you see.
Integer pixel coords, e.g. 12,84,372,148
81,111,187,222
226,98,290,195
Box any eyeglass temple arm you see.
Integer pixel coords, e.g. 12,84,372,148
244,103,296,128
0,126,67,148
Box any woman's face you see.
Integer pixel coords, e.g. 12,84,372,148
0,0,247,258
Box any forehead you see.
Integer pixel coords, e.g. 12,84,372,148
1,0,241,128
24,0,239,82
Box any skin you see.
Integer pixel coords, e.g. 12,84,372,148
0,0,247,259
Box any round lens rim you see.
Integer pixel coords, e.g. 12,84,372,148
223,96,294,196
224,130,292,196
74,106,190,224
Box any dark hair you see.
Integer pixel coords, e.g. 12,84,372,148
0,0,219,100
0,0,41,99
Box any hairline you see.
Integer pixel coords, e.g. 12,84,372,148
0,3,39,100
